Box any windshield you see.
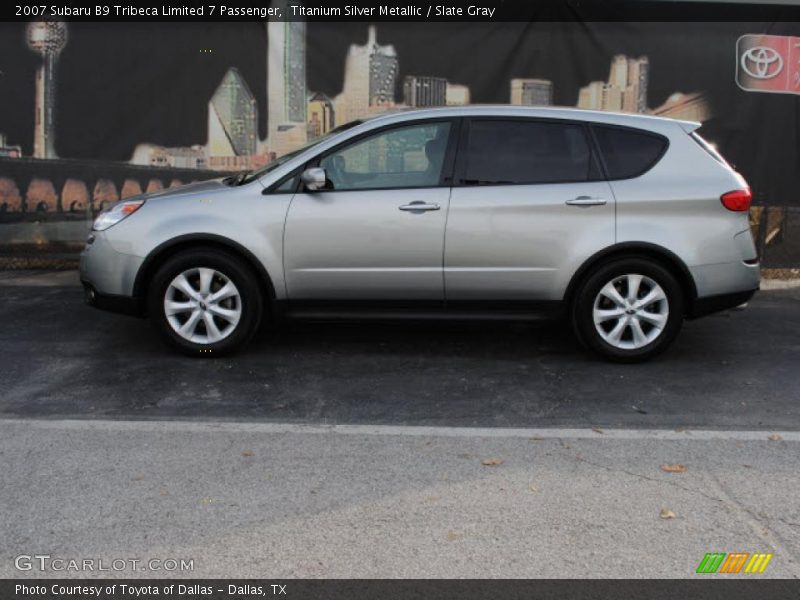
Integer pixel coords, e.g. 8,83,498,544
241,120,363,185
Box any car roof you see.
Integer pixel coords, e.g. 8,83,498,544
359,105,700,133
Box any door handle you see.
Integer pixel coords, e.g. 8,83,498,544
399,201,440,212
566,196,607,207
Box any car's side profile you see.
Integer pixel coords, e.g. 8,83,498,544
80,106,760,362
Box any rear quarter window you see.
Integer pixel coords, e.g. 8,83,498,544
592,125,668,180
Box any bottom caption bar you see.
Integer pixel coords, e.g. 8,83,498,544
4,580,800,600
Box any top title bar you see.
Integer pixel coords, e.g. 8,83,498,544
6,0,800,22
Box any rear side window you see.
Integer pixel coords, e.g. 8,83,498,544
461,120,600,185
592,125,668,180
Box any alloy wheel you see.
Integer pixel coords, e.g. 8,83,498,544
163,267,242,344
592,273,669,350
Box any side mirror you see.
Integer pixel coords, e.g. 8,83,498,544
301,167,326,191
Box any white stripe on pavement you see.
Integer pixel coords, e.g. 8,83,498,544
2,418,799,441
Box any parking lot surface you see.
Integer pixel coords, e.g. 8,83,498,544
0,271,798,430
2,271,799,578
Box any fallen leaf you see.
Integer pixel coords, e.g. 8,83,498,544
632,406,648,414
529,483,539,493
674,426,687,433
591,426,604,434
446,531,461,542
768,433,783,441
660,464,687,473
481,458,504,466
742,464,753,469
200,498,213,505
132,474,144,481
660,508,676,520
241,450,254,457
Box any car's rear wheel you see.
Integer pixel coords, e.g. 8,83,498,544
148,248,263,356
572,258,684,362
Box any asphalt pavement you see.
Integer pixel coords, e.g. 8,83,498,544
0,270,798,430
1,270,799,579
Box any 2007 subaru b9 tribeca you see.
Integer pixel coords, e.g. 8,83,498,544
80,106,760,362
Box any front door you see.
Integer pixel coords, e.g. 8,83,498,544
284,120,454,300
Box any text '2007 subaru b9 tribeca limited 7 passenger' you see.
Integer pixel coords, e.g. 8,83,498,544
81,106,760,362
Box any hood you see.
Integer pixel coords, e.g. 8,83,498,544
140,178,229,202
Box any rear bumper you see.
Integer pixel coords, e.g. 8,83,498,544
687,287,758,319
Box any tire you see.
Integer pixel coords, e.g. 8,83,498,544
147,247,263,357
571,257,684,363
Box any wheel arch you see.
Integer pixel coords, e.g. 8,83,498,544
132,234,276,313
563,242,698,314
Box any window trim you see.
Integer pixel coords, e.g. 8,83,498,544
589,123,670,181
453,116,606,187
299,117,462,194
264,169,303,195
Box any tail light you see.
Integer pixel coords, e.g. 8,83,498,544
720,189,752,212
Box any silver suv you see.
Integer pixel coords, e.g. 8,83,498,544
80,106,760,362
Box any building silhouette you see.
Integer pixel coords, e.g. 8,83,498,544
335,26,399,125
650,91,711,122
130,143,207,169
620,56,649,113
0,134,22,158
577,81,605,110
208,68,258,157
510,78,553,106
578,55,649,113
267,10,307,156
403,76,447,107
26,21,67,159
307,92,335,139
445,83,470,105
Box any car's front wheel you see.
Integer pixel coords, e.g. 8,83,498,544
148,248,263,356
572,258,684,362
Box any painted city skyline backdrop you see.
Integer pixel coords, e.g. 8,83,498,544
0,20,798,216
2,21,727,165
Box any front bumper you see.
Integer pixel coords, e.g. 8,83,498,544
81,281,144,316
80,231,145,316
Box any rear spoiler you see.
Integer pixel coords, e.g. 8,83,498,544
677,120,702,134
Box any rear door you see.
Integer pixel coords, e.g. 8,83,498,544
444,118,615,301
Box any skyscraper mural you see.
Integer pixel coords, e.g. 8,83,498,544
208,68,258,157
267,16,307,153
0,19,797,245
334,26,399,124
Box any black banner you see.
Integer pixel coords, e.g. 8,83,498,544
4,580,800,600
5,0,800,23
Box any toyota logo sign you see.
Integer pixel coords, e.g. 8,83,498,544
736,34,800,95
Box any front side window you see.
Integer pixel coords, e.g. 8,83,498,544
318,122,452,191
461,120,597,185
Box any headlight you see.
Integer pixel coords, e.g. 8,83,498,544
92,199,145,231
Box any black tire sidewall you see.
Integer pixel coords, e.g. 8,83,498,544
147,249,263,357
572,258,684,362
